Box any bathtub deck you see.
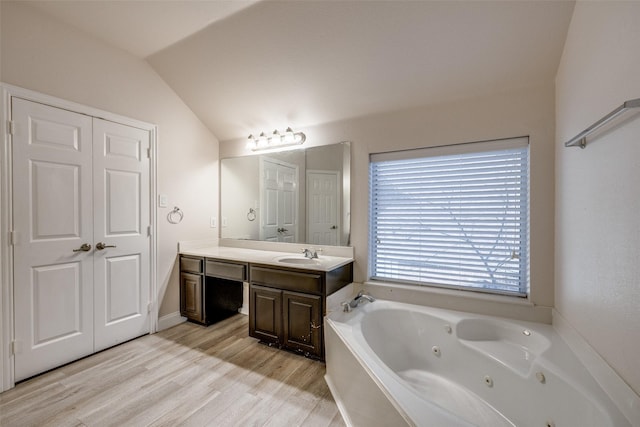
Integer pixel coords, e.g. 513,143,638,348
0,314,345,427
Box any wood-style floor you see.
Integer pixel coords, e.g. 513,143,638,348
0,314,346,427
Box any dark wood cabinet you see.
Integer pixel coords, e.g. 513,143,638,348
180,272,203,323
283,291,322,356
179,255,245,325
180,256,205,323
179,252,352,359
248,262,352,360
249,284,282,344
249,285,323,357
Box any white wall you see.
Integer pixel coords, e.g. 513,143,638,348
0,2,219,318
221,82,556,322
555,2,640,395
221,156,260,239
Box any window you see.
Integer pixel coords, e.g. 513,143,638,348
369,137,529,296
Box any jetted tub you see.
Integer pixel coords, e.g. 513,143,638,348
324,299,632,427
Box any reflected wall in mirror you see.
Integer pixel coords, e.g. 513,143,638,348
221,142,350,246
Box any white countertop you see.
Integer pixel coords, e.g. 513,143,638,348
179,246,354,272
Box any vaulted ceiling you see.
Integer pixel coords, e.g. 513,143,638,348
26,1,575,142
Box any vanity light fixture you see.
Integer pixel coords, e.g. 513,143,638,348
246,127,306,151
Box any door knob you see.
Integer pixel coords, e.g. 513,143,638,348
330,225,338,230
96,242,117,250
72,243,92,252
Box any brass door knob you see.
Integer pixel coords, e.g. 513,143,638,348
96,242,117,250
72,243,92,252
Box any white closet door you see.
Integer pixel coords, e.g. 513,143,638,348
279,164,297,243
307,171,339,245
260,157,298,242
93,118,150,352
12,98,95,381
261,158,280,242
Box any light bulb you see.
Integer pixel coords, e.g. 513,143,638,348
257,132,269,147
246,134,257,150
284,127,295,143
272,130,282,145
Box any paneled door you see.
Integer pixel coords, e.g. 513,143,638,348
92,118,150,352
11,98,151,381
260,157,298,242
12,98,95,381
307,170,339,245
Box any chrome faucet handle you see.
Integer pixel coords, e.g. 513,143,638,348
302,248,319,259
341,301,352,312
355,291,375,303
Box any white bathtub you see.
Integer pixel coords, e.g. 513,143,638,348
324,299,632,427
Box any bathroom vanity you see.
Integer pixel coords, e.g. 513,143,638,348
179,245,353,360
249,261,352,359
179,255,246,325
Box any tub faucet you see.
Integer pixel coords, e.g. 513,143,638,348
342,291,375,312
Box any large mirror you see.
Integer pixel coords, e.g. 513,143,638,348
221,142,350,246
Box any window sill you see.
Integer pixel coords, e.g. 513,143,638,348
362,280,551,324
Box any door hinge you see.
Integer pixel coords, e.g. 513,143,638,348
7,120,15,135
11,340,22,355
147,302,152,313
146,148,151,158
147,225,151,237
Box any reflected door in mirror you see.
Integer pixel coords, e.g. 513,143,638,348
307,170,340,245
260,157,298,242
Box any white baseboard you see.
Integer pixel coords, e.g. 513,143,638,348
158,311,187,331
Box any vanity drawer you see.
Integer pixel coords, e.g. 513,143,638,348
180,256,203,274
206,259,247,281
250,266,322,294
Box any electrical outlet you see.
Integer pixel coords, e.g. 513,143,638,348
222,217,228,228
210,216,217,228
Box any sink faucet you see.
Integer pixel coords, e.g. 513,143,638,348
302,248,319,259
342,291,375,312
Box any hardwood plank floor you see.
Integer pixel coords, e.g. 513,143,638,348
0,314,346,427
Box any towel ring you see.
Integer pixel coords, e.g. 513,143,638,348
247,208,256,222
167,206,183,224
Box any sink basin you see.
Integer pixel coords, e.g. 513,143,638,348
275,256,320,265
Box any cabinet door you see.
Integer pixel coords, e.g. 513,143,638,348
180,272,203,323
249,284,282,345
283,291,322,358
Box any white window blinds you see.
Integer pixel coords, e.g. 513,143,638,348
369,137,529,296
